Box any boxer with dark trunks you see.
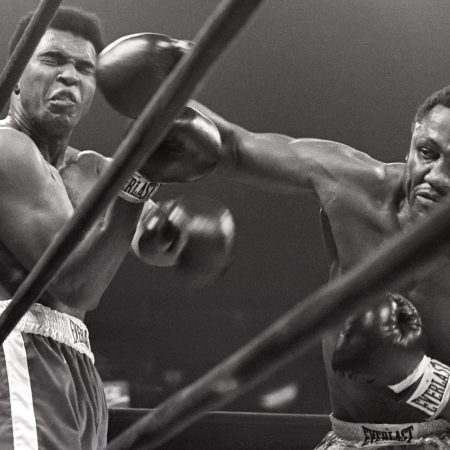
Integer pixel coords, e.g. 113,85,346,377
0,7,234,449
192,85,450,447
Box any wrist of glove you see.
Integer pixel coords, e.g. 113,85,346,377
388,355,450,419
118,172,161,203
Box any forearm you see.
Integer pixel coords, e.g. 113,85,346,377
50,198,143,312
189,100,321,194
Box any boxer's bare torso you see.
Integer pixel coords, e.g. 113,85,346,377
320,160,450,423
0,118,141,320
204,100,450,424
318,105,450,423
0,28,144,320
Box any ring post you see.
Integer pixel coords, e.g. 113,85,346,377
0,0,62,112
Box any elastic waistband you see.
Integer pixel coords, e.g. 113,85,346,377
0,300,94,362
331,414,450,447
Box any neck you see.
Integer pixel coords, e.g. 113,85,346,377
6,106,72,169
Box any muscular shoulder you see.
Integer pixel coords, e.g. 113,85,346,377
291,139,404,211
290,139,389,189
63,147,111,173
0,126,38,153
0,127,45,174
291,138,384,172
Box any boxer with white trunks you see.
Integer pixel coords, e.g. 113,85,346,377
0,6,233,448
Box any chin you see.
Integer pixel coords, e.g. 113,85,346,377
411,206,433,223
46,113,77,132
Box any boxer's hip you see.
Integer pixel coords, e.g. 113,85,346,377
315,414,450,449
0,300,107,449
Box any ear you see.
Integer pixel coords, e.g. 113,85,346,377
13,85,20,95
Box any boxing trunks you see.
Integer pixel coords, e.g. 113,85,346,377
315,414,450,449
0,300,107,450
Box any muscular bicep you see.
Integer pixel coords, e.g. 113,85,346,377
221,128,382,202
0,131,73,272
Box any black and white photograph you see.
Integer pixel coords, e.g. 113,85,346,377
1,1,450,449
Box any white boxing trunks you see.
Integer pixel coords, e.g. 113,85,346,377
0,300,107,450
315,415,450,449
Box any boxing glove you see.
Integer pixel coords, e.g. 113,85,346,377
332,293,426,386
136,105,221,183
96,32,192,118
97,32,220,183
132,195,235,287
333,293,450,419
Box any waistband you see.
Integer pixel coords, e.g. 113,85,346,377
331,414,450,447
0,300,94,362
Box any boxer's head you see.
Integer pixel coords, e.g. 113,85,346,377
404,87,450,221
9,6,105,57
8,7,105,136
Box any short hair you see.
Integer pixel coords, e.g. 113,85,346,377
412,85,450,132
8,6,105,56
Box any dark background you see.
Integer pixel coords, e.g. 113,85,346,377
2,0,450,414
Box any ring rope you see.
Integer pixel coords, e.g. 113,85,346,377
0,0,62,112
106,199,450,449
0,0,265,345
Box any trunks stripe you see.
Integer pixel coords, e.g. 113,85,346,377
3,331,39,450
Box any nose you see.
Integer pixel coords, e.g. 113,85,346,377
56,64,80,86
423,160,450,195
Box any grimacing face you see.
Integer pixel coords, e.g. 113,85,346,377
405,104,450,221
16,28,97,134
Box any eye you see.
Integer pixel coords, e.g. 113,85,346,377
39,52,64,66
74,60,95,76
78,65,95,76
418,147,437,161
40,55,58,65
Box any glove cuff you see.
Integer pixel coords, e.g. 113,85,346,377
119,172,160,203
389,356,450,419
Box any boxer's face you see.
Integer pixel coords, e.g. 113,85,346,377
405,104,450,221
17,28,96,135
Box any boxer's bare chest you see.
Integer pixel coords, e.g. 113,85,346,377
327,201,450,360
322,199,450,420
0,149,105,301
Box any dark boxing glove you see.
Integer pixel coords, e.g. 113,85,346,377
131,200,183,267
332,293,425,385
136,105,221,183
132,195,235,287
97,33,220,183
96,32,191,118
332,293,450,419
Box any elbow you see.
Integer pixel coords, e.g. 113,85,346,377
49,277,103,312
